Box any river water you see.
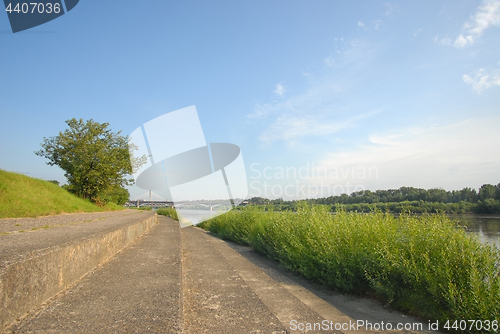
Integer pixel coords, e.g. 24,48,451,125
167,210,500,249
449,214,500,248
174,209,227,227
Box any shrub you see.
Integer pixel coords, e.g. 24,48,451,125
157,207,178,220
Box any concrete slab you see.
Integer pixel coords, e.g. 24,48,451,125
0,211,156,330
0,211,151,264
10,216,182,333
0,210,141,235
204,231,341,334
181,226,287,334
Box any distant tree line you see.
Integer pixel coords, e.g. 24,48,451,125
246,184,500,214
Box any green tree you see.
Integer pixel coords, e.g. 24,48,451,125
249,197,270,205
35,118,133,205
478,184,496,201
460,187,478,203
103,186,130,205
427,188,448,203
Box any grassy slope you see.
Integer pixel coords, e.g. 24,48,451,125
0,169,123,218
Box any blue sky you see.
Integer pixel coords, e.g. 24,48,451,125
1,0,499,200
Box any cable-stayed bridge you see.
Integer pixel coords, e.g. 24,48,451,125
124,201,233,210
125,191,248,210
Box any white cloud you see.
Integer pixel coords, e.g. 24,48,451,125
368,133,403,145
324,55,335,67
462,68,500,92
356,3,393,32
258,112,375,145
247,77,345,121
440,37,452,46
247,103,275,119
274,83,286,97
247,39,380,145
433,35,453,46
323,38,368,69
312,117,500,191
383,2,395,16
259,116,348,143
454,0,500,48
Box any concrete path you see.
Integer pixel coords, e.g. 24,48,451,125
190,227,341,334
182,226,285,333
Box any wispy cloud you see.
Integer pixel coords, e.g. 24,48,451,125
247,38,379,147
357,3,393,32
433,35,452,46
454,0,500,48
383,2,395,16
463,67,500,92
312,117,500,191
323,38,369,69
274,83,286,97
368,133,403,145
247,102,280,119
247,79,344,121
324,55,335,67
258,112,376,145
372,20,382,30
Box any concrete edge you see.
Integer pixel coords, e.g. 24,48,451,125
0,213,158,330
157,215,184,333
173,219,184,334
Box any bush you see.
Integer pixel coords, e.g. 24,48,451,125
157,207,178,220
102,186,130,205
474,199,500,214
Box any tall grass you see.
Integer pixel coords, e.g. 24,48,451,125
0,169,123,218
157,207,179,221
130,206,152,211
202,204,500,333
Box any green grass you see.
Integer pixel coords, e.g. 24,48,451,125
157,207,179,221
202,204,500,333
0,169,124,218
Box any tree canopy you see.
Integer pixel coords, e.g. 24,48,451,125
246,183,500,213
35,118,133,205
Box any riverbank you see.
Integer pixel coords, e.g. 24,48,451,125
200,204,500,333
